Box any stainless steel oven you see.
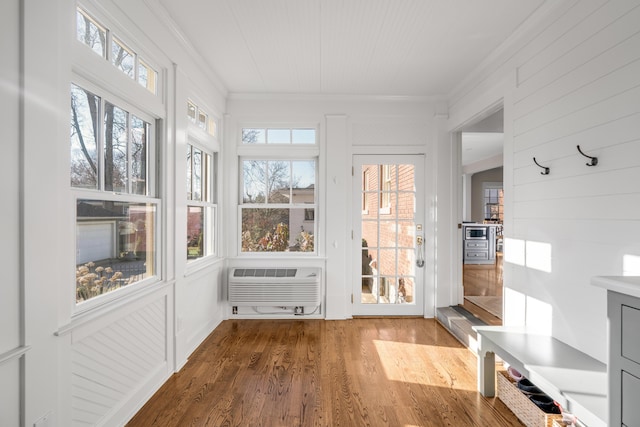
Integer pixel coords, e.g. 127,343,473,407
465,226,487,240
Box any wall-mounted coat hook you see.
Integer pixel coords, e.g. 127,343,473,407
577,145,598,166
533,157,550,175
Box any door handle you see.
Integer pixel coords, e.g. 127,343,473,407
416,234,425,267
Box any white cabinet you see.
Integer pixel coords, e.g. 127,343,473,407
613,294,640,427
592,277,640,427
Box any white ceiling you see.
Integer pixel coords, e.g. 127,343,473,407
461,132,504,167
158,0,546,96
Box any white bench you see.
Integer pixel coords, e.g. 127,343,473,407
473,325,607,427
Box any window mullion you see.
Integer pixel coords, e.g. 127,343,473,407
105,28,111,63
126,113,132,194
98,97,105,191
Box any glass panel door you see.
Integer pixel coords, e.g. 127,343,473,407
353,155,425,316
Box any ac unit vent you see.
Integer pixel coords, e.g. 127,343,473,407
228,267,321,307
233,268,297,278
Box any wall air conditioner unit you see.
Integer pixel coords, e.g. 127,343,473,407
228,267,321,307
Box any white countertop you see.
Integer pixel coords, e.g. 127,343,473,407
591,276,640,299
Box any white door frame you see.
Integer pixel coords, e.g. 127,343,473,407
351,154,426,316
449,101,505,307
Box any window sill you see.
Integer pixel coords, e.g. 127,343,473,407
184,256,225,277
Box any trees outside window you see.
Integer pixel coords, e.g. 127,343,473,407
239,127,317,253
71,5,161,305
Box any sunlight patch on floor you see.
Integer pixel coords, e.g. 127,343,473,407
372,340,476,391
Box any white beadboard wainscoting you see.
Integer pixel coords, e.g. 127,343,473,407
0,355,22,427
70,296,168,425
57,284,174,427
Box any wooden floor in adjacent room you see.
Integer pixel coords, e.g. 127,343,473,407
127,318,522,427
462,253,504,326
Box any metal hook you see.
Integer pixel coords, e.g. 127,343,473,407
533,157,550,175
577,145,598,166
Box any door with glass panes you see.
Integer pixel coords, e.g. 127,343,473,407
352,155,425,316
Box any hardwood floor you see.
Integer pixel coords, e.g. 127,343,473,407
128,318,522,427
462,253,503,325
462,253,503,297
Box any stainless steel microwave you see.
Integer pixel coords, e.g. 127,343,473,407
465,227,487,240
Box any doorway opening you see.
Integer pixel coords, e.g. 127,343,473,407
459,109,504,327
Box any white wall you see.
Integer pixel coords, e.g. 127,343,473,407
0,0,22,425
449,0,640,362
225,96,442,319
12,0,638,424
8,1,228,426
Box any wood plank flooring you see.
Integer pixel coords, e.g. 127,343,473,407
462,253,503,325
127,318,522,426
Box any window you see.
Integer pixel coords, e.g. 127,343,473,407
76,200,156,302
76,7,106,57
483,185,504,222
187,99,216,137
76,7,158,94
71,82,158,304
239,127,317,253
242,128,316,145
380,165,392,213
111,36,134,78
187,144,217,260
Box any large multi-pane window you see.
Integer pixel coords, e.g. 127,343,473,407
72,6,160,305
187,142,217,260
71,83,158,303
239,127,317,253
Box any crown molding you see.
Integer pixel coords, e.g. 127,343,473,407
448,0,574,103
143,0,228,99
228,92,441,104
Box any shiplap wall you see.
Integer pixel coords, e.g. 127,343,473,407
452,0,640,362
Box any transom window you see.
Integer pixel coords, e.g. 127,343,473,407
239,127,318,253
242,128,316,145
187,100,216,136
76,7,158,94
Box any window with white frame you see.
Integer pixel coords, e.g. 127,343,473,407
187,99,216,137
187,142,217,260
72,6,161,305
71,82,159,303
240,127,317,253
76,7,158,94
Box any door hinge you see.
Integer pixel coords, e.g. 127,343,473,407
351,293,354,304
352,166,354,176
351,230,354,239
